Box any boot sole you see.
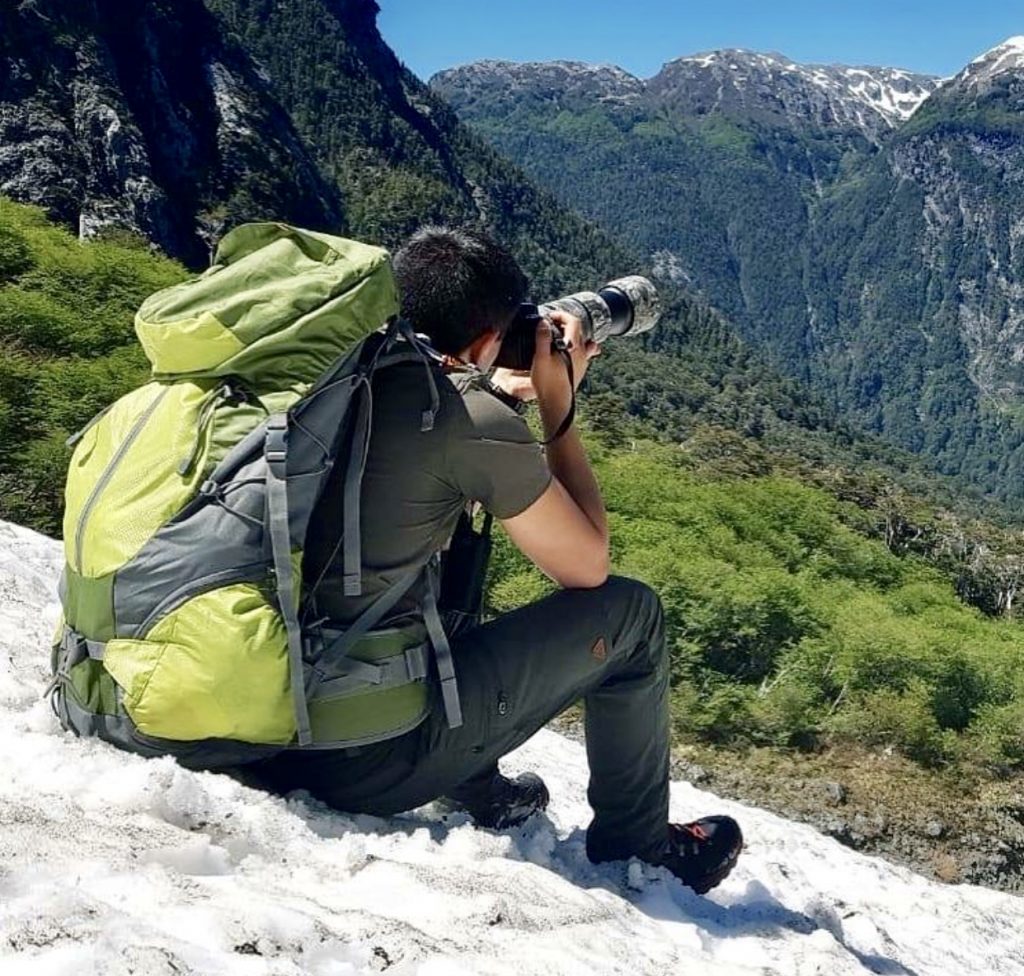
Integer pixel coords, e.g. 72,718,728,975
688,847,741,894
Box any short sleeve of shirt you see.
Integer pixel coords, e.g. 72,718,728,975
446,385,552,519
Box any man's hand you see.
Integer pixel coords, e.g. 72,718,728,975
489,367,537,402
532,309,600,437
490,309,600,406
500,308,608,587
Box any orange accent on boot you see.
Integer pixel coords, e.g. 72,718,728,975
680,822,710,841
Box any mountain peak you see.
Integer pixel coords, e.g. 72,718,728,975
650,49,940,137
975,35,1024,62
961,36,1024,85
431,59,643,111
933,36,1024,103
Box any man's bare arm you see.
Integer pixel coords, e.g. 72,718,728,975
497,311,609,588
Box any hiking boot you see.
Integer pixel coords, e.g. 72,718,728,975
587,814,743,895
656,815,743,894
447,769,550,829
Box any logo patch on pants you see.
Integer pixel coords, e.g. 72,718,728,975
591,637,607,662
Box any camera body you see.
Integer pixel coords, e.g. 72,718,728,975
494,275,661,371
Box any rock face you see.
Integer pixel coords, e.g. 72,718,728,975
927,42,1024,407
855,132,1024,407
0,0,342,266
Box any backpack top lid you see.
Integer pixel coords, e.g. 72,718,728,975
134,222,399,390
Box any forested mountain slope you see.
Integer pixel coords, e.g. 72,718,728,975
807,38,1024,503
432,42,1024,509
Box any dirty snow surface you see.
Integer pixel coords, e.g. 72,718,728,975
1,519,1023,976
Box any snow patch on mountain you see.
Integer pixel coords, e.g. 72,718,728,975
957,36,1024,91
2,519,1024,975
658,50,940,136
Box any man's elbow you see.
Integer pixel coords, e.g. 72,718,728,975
568,546,610,589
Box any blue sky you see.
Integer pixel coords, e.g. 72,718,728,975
377,1,1021,81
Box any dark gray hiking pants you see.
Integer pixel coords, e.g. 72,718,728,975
247,576,670,862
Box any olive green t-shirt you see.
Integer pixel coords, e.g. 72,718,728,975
305,360,552,623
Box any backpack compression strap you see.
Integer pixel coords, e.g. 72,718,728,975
423,555,463,729
265,414,314,746
342,374,372,596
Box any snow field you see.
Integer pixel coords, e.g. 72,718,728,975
1,520,1022,975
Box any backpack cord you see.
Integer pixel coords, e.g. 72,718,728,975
395,318,441,431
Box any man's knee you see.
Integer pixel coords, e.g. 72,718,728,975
601,576,666,649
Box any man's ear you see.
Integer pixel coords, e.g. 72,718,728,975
467,328,503,368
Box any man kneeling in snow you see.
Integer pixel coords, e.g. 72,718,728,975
244,226,743,894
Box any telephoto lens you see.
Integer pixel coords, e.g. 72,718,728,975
494,276,661,371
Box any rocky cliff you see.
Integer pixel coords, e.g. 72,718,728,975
0,0,342,266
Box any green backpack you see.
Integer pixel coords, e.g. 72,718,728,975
50,222,462,764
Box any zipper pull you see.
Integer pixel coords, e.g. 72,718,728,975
66,402,115,449
177,384,232,478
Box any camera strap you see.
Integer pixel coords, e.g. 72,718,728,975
540,348,576,445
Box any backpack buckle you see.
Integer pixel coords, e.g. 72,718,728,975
264,415,289,473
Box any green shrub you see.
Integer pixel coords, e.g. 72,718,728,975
965,673,1024,770
0,223,34,280
930,652,994,732
0,289,81,352
829,681,955,766
0,197,185,534
684,683,758,745
749,676,824,749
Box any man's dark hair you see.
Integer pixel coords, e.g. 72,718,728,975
392,225,529,355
